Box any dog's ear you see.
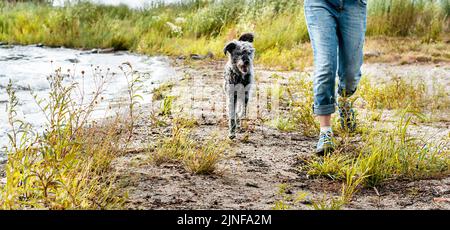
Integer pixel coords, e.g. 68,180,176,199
238,33,254,43
224,41,237,55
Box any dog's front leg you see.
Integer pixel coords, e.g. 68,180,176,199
226,84,237,139
243,84,253,118
235,84,246,132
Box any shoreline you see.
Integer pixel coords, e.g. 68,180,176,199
2,37,450,69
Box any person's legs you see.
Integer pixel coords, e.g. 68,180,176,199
304,0,339,154
336,0,367,131
305,0,338,117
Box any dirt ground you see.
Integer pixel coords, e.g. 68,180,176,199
112,59,450,210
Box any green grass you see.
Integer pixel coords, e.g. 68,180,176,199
267,116,297,132
152,82,174,102
272,183,347,210
366,0,449,42
305,110,450,196
359,76,427,110
266,74,320,137
358,75,450,122
149,120,226,175
0,0,448,70
160,95,176,117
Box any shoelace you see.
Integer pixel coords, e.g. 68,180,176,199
320,131,333,142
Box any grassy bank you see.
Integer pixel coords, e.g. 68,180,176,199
0,0,449,69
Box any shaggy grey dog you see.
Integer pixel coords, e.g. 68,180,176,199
223,33,255,139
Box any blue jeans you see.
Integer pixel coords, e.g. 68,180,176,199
305,0,367,115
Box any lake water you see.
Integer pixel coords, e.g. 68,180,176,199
0,45,177,160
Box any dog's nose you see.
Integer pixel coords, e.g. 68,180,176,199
243,60,250,65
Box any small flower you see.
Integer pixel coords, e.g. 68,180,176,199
166,22,183,35
175,17,186,24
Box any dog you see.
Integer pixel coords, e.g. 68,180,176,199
223,33,255,139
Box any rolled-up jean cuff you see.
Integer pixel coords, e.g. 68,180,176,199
313,104,336,115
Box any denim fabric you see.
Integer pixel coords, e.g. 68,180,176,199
305,0,367,115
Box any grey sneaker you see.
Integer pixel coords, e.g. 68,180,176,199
316,131,335,156
338,97,357,132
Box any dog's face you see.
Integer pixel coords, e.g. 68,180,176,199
224,33,255,75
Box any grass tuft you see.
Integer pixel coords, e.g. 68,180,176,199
149,120,226,175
